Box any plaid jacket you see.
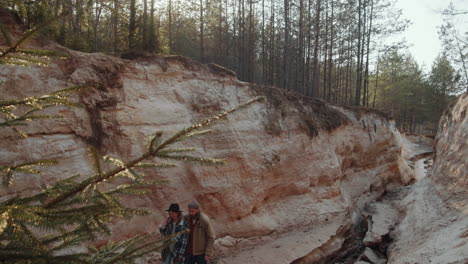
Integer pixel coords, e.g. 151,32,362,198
159,218,189,256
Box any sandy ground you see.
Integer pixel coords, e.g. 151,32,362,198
387,135,468,264
216,216,345,264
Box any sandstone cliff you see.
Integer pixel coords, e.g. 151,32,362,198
387,95,468,264
0,18,413,262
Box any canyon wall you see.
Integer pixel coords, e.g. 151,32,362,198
387,94,468,264
0,16,413,261
0,50,412,261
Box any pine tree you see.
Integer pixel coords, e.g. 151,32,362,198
0,20,264,263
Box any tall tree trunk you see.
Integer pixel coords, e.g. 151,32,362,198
149,0,157,52
372,57,379,108
327,0,334,102
364,0,374,106
355,0,363,106
233,0,238,71
217,0,224,64
200,0,205,62
74,0,83,34
345,25,352,105
283,0,290,89
261,0,266,84
269,1,276,86
304,0,312,96
297,0,304,93
168,0,173,53
247,0,254,82
238,0,245,79
323,1,329,99
143,0,148,50
129,0,137,50
112,0,119,53
312,0,321,97
93,3,103,52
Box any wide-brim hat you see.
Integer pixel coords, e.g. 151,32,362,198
166,203,182,212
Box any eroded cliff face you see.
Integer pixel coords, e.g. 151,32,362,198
432,95,468,202
0,35,412,262
387,95,468,264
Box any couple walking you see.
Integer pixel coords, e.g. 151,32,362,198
159,201,215,264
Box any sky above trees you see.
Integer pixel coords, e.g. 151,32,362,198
396,0,468,70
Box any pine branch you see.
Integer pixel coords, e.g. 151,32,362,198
0,96,263,263
133,163,176,168
175,129,213,142
105,180,168,196
158,147,196,154
88,146,103,179
0,85,90,108
44,96,265,208
0,14,68,59
0,160,57,186
0,85,91,137
157,154,224,165
17,48,69,59
91,229,189,264
2,53,49,66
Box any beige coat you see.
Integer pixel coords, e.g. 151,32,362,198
185,212,215,256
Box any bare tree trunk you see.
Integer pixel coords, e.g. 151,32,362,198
261,0,265,83
345,25,352,105
113,0,119,53
323,1,329,99
74,0,83,34
247,0,254,82
218,0,224,64
93,3,103,52
200,0,205,62
364,0,374,107
355,0,363,106
327,0,334,102
312,0,321,97
304,0,312,95
297,0,305,93
129,0,137,50
372,56,379,108
283,0,290,89
143,0,148,50
149,0,157,52
269,1,276,86
168,0,173,53
238,0,245,79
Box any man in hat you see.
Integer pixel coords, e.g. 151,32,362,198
184,201,215,264
160,203,189,264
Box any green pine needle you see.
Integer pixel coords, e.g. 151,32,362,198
133,162,176,168
88,146,103,178
4,54,49,66
103,156,125,168
157,154,224,165
18,48,69,59
158,147,196,154
176,129,213,141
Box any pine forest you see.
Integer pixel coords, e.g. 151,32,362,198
3,0,467,134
